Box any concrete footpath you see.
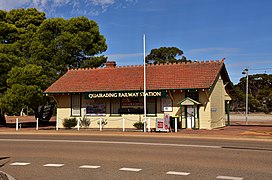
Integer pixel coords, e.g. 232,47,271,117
0,124,271,142
1,115,272,141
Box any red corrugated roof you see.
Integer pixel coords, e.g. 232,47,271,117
44,60,227,93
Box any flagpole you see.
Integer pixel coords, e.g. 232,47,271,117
143,34,147,133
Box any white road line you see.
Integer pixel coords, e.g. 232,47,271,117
10,162,30,166
0,139,222,149
119,168,142,172
166,171,190,176
43,164,64,167
79,165,101,169
216,175,243,180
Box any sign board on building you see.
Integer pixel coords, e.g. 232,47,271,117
84,90,166,99
211,107,217,112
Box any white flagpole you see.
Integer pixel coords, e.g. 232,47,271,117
143,34,147,133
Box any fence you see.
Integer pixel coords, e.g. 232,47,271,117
228,113,272,125
72,117,158,132
9,116,157,132
10,116,181,132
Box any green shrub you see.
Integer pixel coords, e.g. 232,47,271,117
80,116,91,127
133,121,144,129
97,119,107,128
63,117,77,129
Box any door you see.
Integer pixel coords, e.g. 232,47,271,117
186,106,195,129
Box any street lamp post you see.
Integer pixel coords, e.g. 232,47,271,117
242,69,248,125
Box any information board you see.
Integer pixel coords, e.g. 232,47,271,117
156,114,170,132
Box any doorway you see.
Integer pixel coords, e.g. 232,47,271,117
186,106,196,129
178,97,200,130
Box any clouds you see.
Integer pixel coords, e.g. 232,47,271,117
91,0,115,6
0,0,137,16
187,48,240,57
106,52,142,61
0,0,30,10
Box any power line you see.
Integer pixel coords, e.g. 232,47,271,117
249,68,272,71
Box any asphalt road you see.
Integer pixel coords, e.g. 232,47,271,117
0,134,271,180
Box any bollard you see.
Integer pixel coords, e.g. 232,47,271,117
36,118,39,130
143,117,146,132
56,114,59,131
148,118,151,132
122,118,125,132
77,117,80,131
16,118,19,131
175,117,178,133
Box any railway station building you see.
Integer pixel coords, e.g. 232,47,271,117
44,59,234,130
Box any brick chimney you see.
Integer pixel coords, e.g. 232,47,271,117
105,61,117,68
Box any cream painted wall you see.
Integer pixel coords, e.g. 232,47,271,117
172,91,184,116
172,91,184,128
54,94,71,128
53,85,228,130
54,94,165,129
198,90,212,129
210,76,226,128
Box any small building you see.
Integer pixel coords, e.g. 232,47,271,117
44,59,234,130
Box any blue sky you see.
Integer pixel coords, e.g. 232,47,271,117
0,0,272,84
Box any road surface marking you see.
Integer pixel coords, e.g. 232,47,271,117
79,165,101,169
43,164,64,167
222,146,272,152
166,171,190,176
0,139,222,149
216,175,243,180
10,162,30,166
119,168,142,172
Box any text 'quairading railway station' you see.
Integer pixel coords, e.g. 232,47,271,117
44,59,234,130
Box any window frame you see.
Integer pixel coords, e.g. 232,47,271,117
160,96,173,112
110,98,122,116
84,98,107,116
146,98,157,117
71,94,81,117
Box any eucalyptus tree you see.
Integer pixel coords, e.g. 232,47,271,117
0,8,107,123
232,74,272,113
145,47,189,64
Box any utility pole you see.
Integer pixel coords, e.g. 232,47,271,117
242,69,248,125
143,34,147,132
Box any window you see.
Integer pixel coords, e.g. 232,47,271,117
71,94,81,116
186,89,199,101
117,97,157,115
110,98,121,115
147,98,157,116
161,96,173,112
119,97,143,114
84,99,106,116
